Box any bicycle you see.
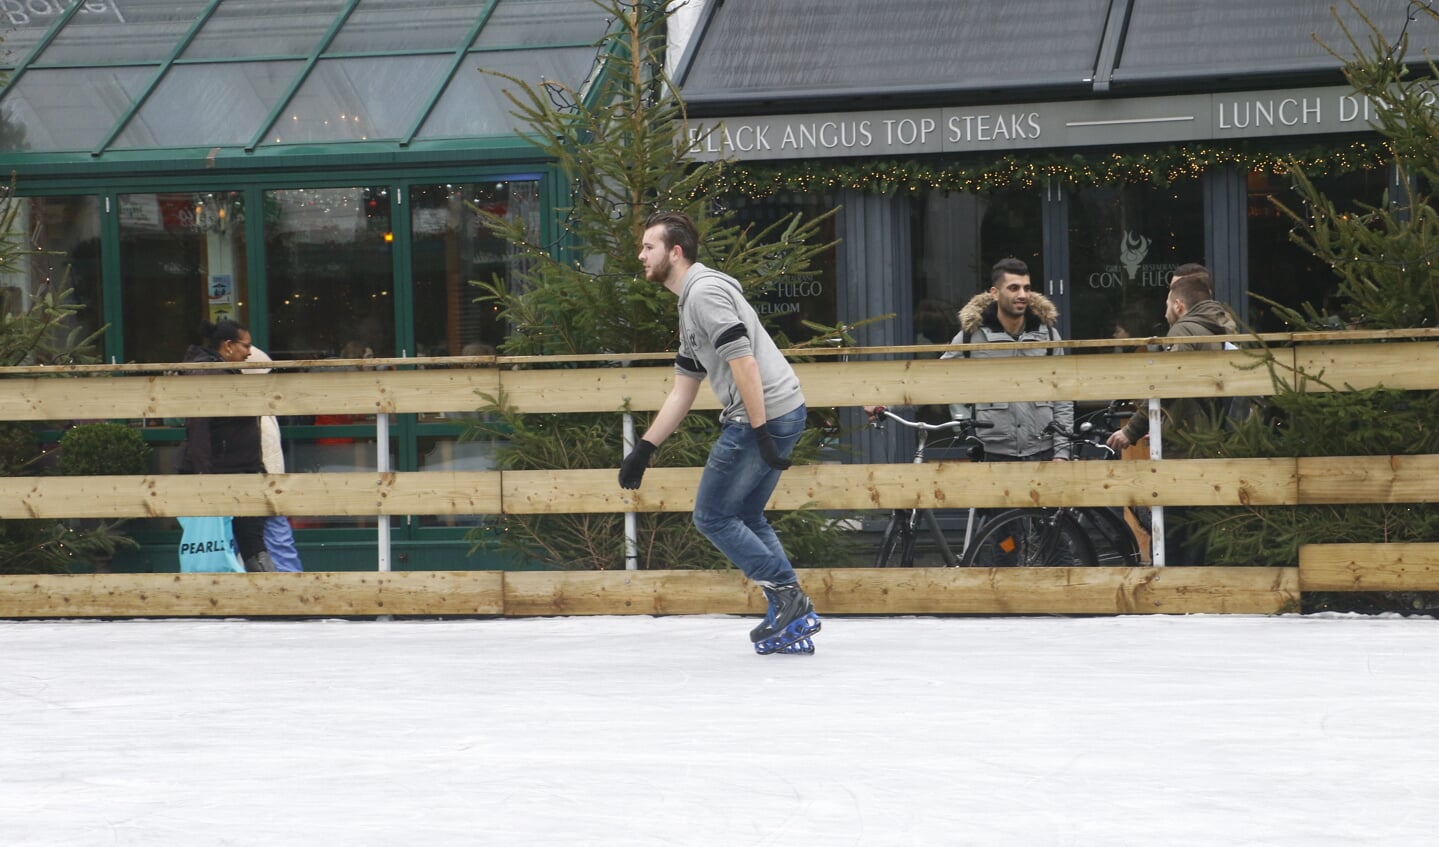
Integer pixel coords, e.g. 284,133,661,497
957,406,1145,567
868,406,992,567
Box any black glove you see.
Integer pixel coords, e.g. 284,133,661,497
752,423,793,471
618,439,657,490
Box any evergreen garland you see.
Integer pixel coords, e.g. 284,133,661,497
699,139,1392,198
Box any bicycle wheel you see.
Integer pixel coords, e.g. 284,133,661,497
960,509,1096,567
874,510,907,567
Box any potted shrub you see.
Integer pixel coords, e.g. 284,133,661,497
57,423,153,572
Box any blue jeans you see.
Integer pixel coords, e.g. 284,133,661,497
263,515,304,572
693,405,806,585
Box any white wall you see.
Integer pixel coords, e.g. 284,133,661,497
666,0,707,78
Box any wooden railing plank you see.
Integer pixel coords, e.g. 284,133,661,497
0,567,1296,618
1299,543,1439,591
501,569,760,616
803,566,1298,615
0,453,1429,519
0,369,505,421
1293,342,1439,392
0,472,504,519
0,571,505,617
0,347,1298,422
3,339,1435,423
0,455,1393,519
1296,454,1439,504
488,458,1301,515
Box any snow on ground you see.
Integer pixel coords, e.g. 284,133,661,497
2,614,1437,846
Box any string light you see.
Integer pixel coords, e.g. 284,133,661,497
695,140,1393,199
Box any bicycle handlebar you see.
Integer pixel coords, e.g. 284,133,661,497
868,406,994,432
1043,418,1120,459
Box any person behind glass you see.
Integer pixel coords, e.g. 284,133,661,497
619,210,820,655
179,319,276,573
942,257,1074,462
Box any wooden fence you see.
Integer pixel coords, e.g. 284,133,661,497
1,330,1435,618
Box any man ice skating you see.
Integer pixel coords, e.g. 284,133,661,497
620,210,821,655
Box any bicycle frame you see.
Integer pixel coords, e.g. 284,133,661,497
870,408,989,567
870,405,1144,568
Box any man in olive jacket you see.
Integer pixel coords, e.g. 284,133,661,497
1106,267,1238,452
1106,264,1238,566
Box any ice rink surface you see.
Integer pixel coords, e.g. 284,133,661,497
3,613,1437,846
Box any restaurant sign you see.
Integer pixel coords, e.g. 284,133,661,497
687,85,1417,161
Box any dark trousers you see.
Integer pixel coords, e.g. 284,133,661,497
233,515,266,562
210,465,266,563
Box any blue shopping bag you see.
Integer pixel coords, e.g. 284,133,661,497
177,516,244,573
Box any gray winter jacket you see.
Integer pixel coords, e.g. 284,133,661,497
940,291,1074,460
673,262,805,424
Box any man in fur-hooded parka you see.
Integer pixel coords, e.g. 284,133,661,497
940,258,1074,461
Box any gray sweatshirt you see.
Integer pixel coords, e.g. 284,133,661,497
674,262,805,424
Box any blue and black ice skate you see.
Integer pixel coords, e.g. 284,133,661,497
751,582,822,655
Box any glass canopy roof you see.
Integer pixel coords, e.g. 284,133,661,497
0,0,612,156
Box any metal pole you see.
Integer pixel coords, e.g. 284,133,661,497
377,411,391,573
622,412,639,571
1148,397,1165,566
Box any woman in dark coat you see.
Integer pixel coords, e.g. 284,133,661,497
179,319,275,572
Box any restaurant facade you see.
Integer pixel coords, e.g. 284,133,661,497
1,1,1434,568
671,0,1433,463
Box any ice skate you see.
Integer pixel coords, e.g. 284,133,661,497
751,582,821,655
780,636,815,655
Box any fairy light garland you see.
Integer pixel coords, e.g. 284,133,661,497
697,140,1393,198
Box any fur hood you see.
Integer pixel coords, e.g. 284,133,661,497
957,291,1060,335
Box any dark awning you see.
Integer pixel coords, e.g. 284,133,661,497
1111,0,1438,87
676,0,1439,115
676,0,1112,112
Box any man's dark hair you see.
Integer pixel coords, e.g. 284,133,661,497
1169,263,1213,299
1170,276,1212,308
990,257,1029,285
644,210,699,262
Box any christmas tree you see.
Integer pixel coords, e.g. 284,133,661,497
1179,2,1439,611
464,0,855,570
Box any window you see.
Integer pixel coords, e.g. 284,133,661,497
725,192,840,344
0,195,103,353
410,179,539,362
409,178,535,529
1068,183,1205,342
120,191,247,363
1247,168,1391,332
910,188,1042,345
264,186,394,361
